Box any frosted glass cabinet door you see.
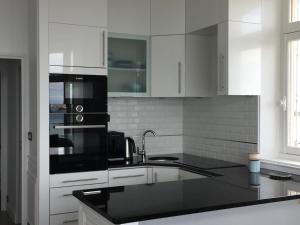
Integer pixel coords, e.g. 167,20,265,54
108,35,149,96
151,35,186,97
49,23,107,69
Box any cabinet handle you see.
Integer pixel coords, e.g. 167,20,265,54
83,190,102,195
62,178,98,183
113,174,145,179
62,194,73,197
219,54,225,91
102,30,106,67
54,125,106,129
178,62,182,94
63,219,78,224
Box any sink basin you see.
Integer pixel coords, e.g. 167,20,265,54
148,156,179,162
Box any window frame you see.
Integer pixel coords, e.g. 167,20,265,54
283,0,300,33
283,31,300,155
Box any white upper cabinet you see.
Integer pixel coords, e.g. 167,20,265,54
49,23,107,74
186,0,218,33
186,0,261,32
49,0,107,27
108,0,150,35
217,22,261,95
151,35,185,97
220,0,262,24
150,0,185,35
48,0,108,74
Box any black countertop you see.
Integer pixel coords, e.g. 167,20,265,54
73,155,300,224
108,153,242,170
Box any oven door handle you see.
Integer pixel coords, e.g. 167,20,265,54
53,125,106,129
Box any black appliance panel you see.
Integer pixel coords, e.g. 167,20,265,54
108,131,126,160
49,74,107,113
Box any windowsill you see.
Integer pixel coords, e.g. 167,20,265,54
261,155,300,175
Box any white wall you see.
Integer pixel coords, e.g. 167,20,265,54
183,96,259,164
108,98,183,155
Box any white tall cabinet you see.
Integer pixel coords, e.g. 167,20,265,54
217,22,261,95
48,0,108,75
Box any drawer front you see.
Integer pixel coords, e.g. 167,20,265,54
50,171,108,188
109,168,148,187
50,213,78,225
50,184,106,215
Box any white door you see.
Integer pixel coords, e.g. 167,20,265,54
151,0,185,35
151,35,185,97
49,23,107,69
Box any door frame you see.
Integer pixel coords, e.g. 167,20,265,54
0,55,29,225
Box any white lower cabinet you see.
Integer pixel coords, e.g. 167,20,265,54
108,167,149,187
50,212,78,225
152,167,206,183
50,184,106,215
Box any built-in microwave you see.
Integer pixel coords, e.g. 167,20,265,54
49,74,109,174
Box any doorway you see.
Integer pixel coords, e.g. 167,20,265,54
0,58,24,225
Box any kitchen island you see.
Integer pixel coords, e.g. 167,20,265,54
73,157,300,225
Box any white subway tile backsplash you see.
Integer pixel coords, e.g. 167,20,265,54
183,96,259,164
108,96,258,164
108,98,183,154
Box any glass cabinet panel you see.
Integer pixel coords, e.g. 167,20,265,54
108,34,150,96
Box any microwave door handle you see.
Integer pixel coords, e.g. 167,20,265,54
53,125,106,129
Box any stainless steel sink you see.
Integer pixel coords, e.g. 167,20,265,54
148,156,179,162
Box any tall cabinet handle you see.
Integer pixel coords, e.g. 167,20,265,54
178,62,182,94
219,54,225,91
102,30,106,67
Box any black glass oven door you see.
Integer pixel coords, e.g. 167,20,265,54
49,124,107,174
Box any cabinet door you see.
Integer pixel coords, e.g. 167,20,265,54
108,0,150,35
50,213,78,225
49,23,107,70
151,0,185,35
218,22,261,96
49,0,107,27
152,167,179,183
151,35,185,97
186,0,218,32
217,22,229,95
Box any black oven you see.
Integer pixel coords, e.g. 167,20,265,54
49,74,109,174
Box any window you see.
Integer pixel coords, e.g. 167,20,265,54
283,1,300,155
284,33,300,154
290,0,300,23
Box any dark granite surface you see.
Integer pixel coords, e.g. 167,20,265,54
74,155,300,224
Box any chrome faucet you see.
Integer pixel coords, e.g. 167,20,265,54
139,130,156,162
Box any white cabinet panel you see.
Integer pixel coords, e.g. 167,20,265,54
50,171,108,188
108,167,148,187
152,167,179,183
217,22,261,95
186,0,218,32
151,0,185,35
50,213,78,225
50,184,105,215
151,35,185,97
49,0,107,27
49,23,107,72
108,0,150,35
227,0,262,24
